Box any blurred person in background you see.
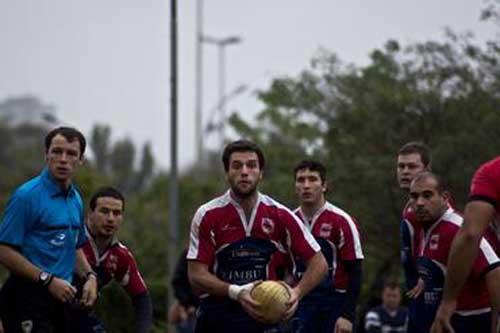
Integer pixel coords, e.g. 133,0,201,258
396,142,431,333
68,187,152,333
364,280,407,333
168,248,198,333
0,126,97,332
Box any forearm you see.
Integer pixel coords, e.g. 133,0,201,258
0,244,40,281
188,261,231,298
442,229,481,302
295,252,327,299
132,292,153,333
340,260,362,322
74,249,94,279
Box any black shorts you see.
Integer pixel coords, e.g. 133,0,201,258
0,275,69,333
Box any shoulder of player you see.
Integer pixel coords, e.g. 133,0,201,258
258,194,297,218
12,174,47,201
109,240,137,260
439,209,463,229
194,192,232,219
322,201,358,226
474,156,500,180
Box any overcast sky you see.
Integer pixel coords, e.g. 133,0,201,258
0,0,496,170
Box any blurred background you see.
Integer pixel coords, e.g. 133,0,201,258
1,0,500,331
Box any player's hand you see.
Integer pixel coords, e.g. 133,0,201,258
238,289,267,323
283,285,300,321
407,278,425,299
334,317,352,333
48,277,77,303
80,274,98,308
430,300,456,333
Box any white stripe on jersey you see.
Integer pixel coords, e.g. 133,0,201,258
260,194,320,252
442,208,500,265
187,192,231,260
325,202,364,259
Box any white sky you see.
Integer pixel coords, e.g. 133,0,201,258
0,0,496,170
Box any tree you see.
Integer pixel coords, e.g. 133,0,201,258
90,124,112,174
110,138,136,192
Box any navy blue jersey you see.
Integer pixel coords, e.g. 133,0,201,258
365,305,408,333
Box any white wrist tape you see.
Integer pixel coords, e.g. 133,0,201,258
228,282,254,300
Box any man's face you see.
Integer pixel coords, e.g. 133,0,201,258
382,287,401,311
225,151,263,198
89,197,124,239
45,134,82,187
295,168,326,206
409,177,447,224
396,153,427,190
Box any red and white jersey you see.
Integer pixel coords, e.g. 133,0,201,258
81,230,148,296
293,201,363,291
187,191,320,285
402,202,425,260
470,156,500,224
419,207,500,313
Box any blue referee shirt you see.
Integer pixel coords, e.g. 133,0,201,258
0,168,87,282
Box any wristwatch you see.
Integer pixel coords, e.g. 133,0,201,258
86,271,98,281
38,271,53,287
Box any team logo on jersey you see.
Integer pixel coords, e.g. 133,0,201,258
430,234,439,250
21,320,33,333
320,223,332,237
261,218,275,234
49,232,66,247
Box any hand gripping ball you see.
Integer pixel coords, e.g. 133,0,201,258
250,280,291,324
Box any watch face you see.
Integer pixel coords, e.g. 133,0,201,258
40,272,49,281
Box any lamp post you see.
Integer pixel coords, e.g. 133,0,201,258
202,35,241,145
194,0,203,163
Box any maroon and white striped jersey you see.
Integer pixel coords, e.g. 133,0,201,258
187,191,320,285
293,201,364,291
419,207,500,314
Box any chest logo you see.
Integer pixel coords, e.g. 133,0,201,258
261,218,275,235
429,234,439,250
319,223,332,238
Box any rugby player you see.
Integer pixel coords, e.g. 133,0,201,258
410,172,500,332
187,140,328,333
291,160,363,333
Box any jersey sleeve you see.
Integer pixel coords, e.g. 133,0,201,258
120,249,148,296
336,215,364,261
469,159,500,207
280,207,320,262
186,207,215,265
471,236,500,277
0,192,34,247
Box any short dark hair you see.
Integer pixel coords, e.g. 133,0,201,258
411,171,445,194
89,186,125,211
398,141,431,167
222,140,266,172
45,126,86,158
294,160,327,184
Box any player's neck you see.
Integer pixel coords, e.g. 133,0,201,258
231,190,258,217
95,235,113,253
300,198,325,220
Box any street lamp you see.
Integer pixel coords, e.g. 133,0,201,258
202,35,242,146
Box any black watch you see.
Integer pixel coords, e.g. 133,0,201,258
86,271,98,281
38,271,53,287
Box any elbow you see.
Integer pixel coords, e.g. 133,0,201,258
460,225,483,245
